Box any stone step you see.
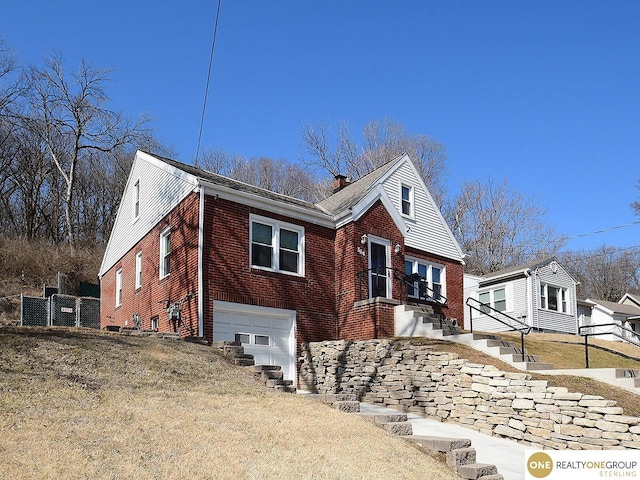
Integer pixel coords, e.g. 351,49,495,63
402,435,472,452
485,339,515,348
472,333,501,341
456,463,498,480
266,379,293,388
234,357,255,367
512,361,554,370
380,421,413,436
271,384,296,393
333,401,360,413
478,475,504,480
446,447,476,468
358,413,408,424
184,336,209,345
260,370,284,381
508,353,540,363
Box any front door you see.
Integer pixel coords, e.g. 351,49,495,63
369,238,390,298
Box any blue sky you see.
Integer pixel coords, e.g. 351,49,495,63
3,1,640,253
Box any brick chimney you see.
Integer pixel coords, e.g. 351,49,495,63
332,174,351,193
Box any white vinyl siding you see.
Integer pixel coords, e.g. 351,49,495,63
100,151,198,278
382,160,463,262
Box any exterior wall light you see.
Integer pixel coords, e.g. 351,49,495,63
361,234,368,244
394,244,401,254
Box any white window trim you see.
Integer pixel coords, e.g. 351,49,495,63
249,214,305,276
135,251,142,290
400,184,415,219
474,283,514,317
132,178,140,222
159,227,171,279
540,283,570,314
405,256,446,300
115,268,123,307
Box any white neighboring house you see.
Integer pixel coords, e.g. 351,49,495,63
581,293,640,342
463,257,579,334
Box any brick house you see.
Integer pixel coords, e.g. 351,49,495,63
99,150,465,383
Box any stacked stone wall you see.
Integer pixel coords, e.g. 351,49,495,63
299,339,640,450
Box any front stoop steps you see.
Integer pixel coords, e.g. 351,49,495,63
397,305,554,371
212,341,295,393
306,394,503,480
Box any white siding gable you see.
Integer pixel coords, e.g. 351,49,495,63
99,151,199,277
380,156,464,262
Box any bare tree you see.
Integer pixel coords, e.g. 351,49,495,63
444,178,564,275
199,147,321,202
560,246,640,301
300,117,448,205
24,54,148,251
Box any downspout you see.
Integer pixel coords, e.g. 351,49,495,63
524,268,533,331
197,187,205,338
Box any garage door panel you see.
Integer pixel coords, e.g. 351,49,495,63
214,302,295,384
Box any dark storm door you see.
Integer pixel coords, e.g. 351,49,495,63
369,240,389,298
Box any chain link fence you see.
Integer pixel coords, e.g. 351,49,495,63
21,294,101,329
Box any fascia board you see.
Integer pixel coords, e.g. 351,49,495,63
199,181,335,229
480,269,529,286
351,184,407,236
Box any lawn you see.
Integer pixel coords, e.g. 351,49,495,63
0,327,461,480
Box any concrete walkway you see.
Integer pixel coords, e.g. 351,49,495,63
358,402,529,480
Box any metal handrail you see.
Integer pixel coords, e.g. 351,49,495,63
466,297,531,362
355,267,448,305
578,323,640,368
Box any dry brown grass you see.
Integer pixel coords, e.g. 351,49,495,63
420,333,640,417
0,327,461,480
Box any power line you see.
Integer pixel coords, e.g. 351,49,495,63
560,219,640,243
195,0,223,166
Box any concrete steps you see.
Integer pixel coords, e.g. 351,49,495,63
395,305,555,372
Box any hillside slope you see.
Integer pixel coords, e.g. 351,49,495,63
0,327,460,480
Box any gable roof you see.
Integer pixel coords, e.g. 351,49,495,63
479,257,558,281
620,292,640,308
586,298,640,317
149,152,325,215
316,154,404,216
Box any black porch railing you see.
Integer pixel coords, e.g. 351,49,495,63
578,323,640,368
355,267,448,306
466,297,531,362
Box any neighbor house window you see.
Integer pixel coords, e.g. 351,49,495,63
115,268,123,307
401,184,413,217
250,215,304,275
160,228,171,278
133,179,140,221
476,286,508,314
135,251,142,289
405,258,444,300
540,283,569,313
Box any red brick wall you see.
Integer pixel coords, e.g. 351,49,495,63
202,195,337,347
100,193,200,335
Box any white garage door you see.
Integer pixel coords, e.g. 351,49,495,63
213,301,296,383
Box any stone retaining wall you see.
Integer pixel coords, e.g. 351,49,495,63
299,339,640,450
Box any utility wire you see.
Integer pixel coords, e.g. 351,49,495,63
195,0,223,166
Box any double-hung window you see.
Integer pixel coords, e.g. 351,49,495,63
250,215,304,275
133,179,140,221
135,251,142,289
160,228,171,278
401,184,414,217
115,268,123,307
476,286,508,315
405,258,444,301
540,283,569,313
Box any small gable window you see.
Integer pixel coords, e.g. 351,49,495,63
250,214,304,276
401,184,413,217
133,179,140,221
